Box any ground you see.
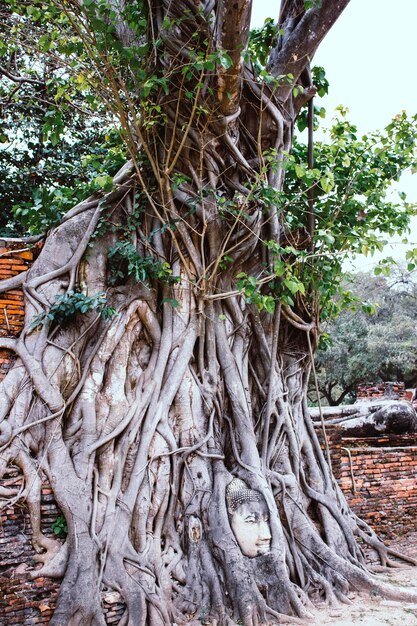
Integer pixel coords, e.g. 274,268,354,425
313,534,417,625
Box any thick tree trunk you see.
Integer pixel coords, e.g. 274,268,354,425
1,1,417,624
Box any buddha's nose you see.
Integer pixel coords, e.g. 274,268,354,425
259,520,271,541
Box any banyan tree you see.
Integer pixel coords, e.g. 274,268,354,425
1,1,417,624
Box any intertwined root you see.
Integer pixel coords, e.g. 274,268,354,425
0,167,416,625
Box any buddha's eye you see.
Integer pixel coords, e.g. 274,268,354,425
244,517,256,524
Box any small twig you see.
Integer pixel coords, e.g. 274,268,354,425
0,64,44,85
0,247,31,258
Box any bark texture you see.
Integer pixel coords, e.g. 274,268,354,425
311,400,417,437
1,1,416,625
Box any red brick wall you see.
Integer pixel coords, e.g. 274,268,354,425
357,381,407,401
324,428,417,538
0,242,40,383
0,242,61,625
0,242,127,625
0,243,37,335
0,470,60,624
0,467,126,624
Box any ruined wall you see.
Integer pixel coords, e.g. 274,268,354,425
0,242,39,384
1,468,125,625
0,242,60,625
357,381,408,401
325,428,417,538
0,469,60,624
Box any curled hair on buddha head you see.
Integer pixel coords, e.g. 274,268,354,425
226,477,262,513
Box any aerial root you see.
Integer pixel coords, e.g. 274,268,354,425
355,524,417,567
262,605,312,625
29,542,69,579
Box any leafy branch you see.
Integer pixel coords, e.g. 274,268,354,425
31,290,117,328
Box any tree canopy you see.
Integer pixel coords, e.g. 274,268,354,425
0,2,128,234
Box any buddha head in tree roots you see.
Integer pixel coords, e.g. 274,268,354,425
226,478,272,558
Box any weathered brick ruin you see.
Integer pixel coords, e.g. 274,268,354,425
357,381,415,403
1,242,417,623
0,243,62,624
357,381,405,400
0,471,60,624
0,242,40,385
324,428,417,538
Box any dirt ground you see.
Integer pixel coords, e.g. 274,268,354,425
313,568,417,625
310,534,417,625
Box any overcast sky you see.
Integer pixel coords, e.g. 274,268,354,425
251,1,417,269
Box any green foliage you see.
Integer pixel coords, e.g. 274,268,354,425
52,514,68,538
304,0,322,8
280,108,417,320
0,1,238,236
32,290,117,328
236,273,276,313
2,0,417,344
0,1,127,235
224,106,417,321
161,297,179,309
223,105,417,320
296,66,328,132
235,241,309,311
404,247,417,272
248,18,279,71
108,241,178,286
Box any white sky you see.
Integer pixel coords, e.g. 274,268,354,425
251,1,417,269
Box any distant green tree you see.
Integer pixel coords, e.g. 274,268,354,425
313,270,417,405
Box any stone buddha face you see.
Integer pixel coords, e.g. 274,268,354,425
226,478,272,558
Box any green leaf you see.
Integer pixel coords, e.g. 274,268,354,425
320,172,334,193
274,261,286,277
263,296,275,314
219,52,233,69
93,175,114,191
284,278,299,294
294,163,305,178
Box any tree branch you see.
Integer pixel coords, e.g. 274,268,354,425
334,383,356,406
0,65,44,86
0,235,44,245
268,0,351,101
0,338,64,412
217,0,252,115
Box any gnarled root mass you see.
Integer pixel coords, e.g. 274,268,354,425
1,1,417,625
0,180,416,626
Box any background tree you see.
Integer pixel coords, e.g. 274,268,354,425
1,2,417,625
0,3,125,235
312,269,417,405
